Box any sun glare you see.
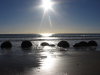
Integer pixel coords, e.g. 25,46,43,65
39,0,60,31
41,33,53,36
42,0,52,10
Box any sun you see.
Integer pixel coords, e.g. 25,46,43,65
42,0,52,10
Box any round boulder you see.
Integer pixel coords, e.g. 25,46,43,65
1,41,12,49
73,43,81,47
79,41,88,47
41,42,49,46
57,41,70,48
88,40,97,46
21,41,32,48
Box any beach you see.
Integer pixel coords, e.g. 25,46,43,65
0,0,100,74
0,50,100,75
0,34,100,75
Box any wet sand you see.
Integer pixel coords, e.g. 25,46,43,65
0,50,100,75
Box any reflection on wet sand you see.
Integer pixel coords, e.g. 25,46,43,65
1,44,100,75
0,52,41,75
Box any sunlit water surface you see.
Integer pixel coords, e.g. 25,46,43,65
0,34,100,75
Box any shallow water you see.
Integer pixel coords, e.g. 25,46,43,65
0,34,100,75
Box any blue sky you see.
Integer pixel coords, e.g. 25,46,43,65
0,0,100,34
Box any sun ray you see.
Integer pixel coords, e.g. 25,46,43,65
38,0,65,32
49,8,65,25
38,10,46,31
49,16,52,27
50,8,63,19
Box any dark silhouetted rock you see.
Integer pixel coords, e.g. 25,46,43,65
88,41,97,46
79,41,88,47
41,42,49,46
73,43,81,47
21,41,32,48
57,41,70,48
1,41,12,49
49,44,55,47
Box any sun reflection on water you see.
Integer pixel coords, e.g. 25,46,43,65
40,33,53,37
41,57,56,70
39,46,57,71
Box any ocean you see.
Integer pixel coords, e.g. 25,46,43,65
0,34,100,75
0,34,100,52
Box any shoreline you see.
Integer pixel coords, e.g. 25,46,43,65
0,50,100,75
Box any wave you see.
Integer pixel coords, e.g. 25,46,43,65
0,34,100,38
0,35,100,38
0,38,100,42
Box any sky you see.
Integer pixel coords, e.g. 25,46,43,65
0,0,100,34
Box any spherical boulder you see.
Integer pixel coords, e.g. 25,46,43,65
21,41,32,48
73,43,81,47
41,42,49,46
79,41,88,47
57,41,70,48
88,41,97,46
1,41,12,49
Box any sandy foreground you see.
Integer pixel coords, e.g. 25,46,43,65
0,50,100,75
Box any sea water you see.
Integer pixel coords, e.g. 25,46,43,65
0,34,100,51
0,34,100,55
0,34,100,75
